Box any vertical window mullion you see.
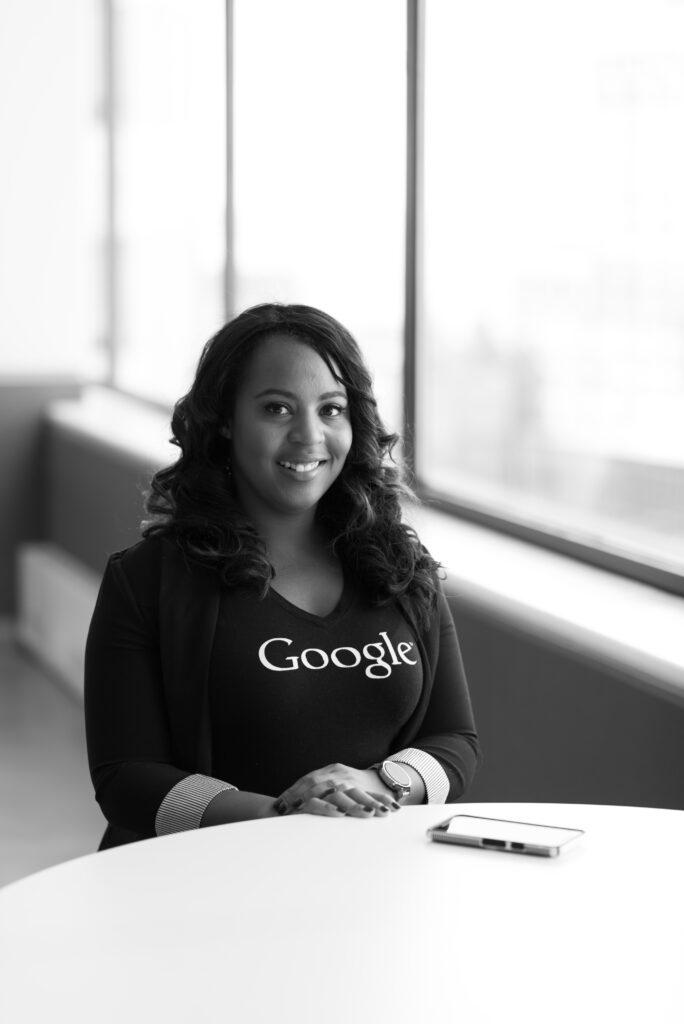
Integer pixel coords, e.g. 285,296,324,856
404,0,424,480
104,0,118,387
224,0,234,319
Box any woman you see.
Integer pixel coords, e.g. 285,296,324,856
85,303,480,849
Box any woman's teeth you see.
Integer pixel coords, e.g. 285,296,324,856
279,460,321,473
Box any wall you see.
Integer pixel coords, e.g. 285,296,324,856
455,604,684,811
0,381,81,614
45,422,156,575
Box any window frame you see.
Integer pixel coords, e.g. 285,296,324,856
404,0,683,598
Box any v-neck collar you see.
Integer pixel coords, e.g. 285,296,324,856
268,576,352,626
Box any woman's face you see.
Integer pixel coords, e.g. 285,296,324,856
224,334,353,521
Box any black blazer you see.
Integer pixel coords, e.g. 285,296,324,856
85,537,481,850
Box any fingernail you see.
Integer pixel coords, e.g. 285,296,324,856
379,805,389,813
391,801,401,810
274,798,289,815
362,806,374,814
293,798,304,810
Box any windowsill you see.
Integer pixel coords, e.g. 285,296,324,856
48,385,175,468
407,504,684,706
48,387,684,706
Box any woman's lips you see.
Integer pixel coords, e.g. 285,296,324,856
277,459,327,478
278,459,326,472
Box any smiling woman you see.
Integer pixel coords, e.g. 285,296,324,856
221,335,353,524
84,303,481,849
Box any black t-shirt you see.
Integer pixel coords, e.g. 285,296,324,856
209,579,423,796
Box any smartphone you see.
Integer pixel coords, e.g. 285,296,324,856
427,814,584,857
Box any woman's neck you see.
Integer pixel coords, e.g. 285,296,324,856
244,506,328,564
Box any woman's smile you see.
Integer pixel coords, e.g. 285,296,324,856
224,334,353,520
277,458,327,477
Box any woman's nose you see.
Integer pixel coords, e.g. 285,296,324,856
288,408,324,445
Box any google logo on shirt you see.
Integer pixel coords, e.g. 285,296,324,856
258,631,417,680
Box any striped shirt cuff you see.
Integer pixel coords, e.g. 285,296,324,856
388,748,450,804
155,774,237,836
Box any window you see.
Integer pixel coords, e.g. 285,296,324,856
111,0,226,405
232,0,406,431
0,0,106,376
417,0,684,580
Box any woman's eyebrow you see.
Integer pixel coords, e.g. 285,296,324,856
254,388,347,400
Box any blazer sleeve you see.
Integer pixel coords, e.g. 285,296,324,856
84,547,191,837
401,589,482,801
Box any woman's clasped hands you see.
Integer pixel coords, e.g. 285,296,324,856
273,764,401,818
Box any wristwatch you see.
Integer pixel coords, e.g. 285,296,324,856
371,760,412,804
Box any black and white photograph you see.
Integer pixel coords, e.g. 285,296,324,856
1,2,683,1021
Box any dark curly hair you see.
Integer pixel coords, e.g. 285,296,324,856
143,302,441,631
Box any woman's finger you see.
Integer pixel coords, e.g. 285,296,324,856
322,787,401,818
274,781,337,815
276,785,401,818
335,787,395,816
323,789,377,818
300,796,347,817
368,790,402,813
276,776,329,811
277,777,347,814
277,764,358,810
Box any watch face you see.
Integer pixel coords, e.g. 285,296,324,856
384,761,411,788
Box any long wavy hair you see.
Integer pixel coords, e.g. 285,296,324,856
143,303,440,631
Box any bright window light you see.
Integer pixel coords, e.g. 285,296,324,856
0,0,106,377
419,0,684,572
112,0,226,404
232,0,406,432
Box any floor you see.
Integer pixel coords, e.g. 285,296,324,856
0,637,105,888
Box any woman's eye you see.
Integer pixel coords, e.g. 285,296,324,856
321,404,346,418
264,402,290,416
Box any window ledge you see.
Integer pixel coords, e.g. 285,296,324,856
407,505,684,707
48,386,174,468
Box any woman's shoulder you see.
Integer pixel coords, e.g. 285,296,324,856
106,534,171,604
112,533,219,593
417,573,453,638
110,533,165,571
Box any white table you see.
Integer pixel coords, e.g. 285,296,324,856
1,803,682,1023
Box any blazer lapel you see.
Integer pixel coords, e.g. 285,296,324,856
158,540,220,774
